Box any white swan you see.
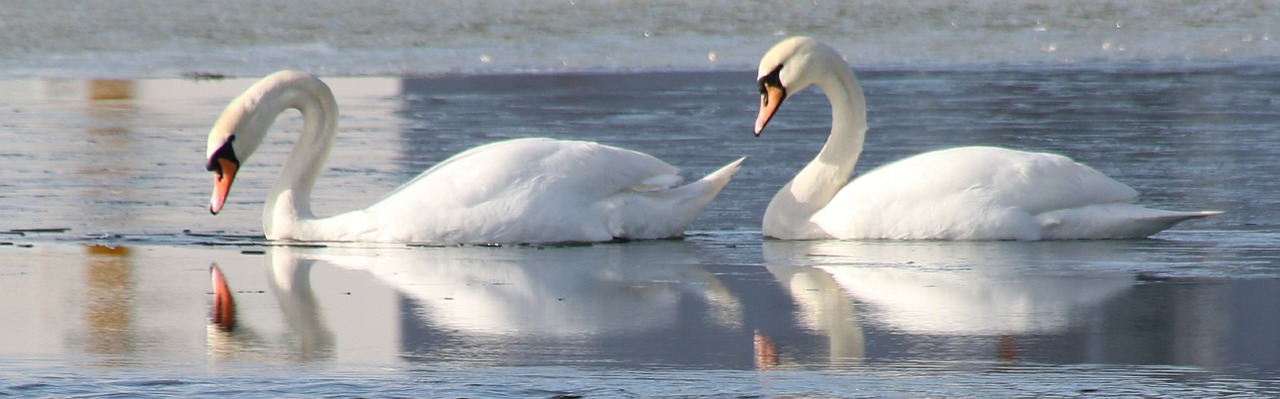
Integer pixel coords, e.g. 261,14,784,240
206,70,744,244
753,37,1220,240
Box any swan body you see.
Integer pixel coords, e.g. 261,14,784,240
754,37,1219,240
206,70,743,244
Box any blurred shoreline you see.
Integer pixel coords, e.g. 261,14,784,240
2,0,1276,79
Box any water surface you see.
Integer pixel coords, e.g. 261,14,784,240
2,66,1279,396
2,1,1279,396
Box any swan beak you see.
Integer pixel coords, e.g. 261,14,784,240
210,264,236,332
755,84,786,136
754,329,779,369
209,157,238,215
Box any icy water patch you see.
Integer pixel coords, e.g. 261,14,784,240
1,65,1278,396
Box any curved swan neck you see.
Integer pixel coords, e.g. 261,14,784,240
813,66,867,171
240,74,340,237
764,57,868,238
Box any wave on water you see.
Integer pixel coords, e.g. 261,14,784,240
1,0,1277,78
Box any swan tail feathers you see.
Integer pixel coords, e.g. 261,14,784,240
695,156,747,196
1036,205,1222,240
608,157,745,239
1132,209,1223,235
672,156,746,211
655,155,745,215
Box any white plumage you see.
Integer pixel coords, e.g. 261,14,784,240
205,70,743,244
754,37,1218,240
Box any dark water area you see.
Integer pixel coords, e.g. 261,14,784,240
1,66,1279,396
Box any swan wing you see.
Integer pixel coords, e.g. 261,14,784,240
384,138,680,207
324,138,738,243
815,146,1148,240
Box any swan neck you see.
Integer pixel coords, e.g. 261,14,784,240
792,65,867,200
257,82,340,237
815,67,867,171
763,64,867,238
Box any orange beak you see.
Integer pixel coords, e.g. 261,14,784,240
754,84,785,136
210,264,236,332
210,157,238,215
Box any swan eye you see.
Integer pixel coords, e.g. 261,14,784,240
207,136,239,173
758,64,784,96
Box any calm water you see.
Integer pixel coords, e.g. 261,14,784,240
2,67,1278,397
3,1,1280,397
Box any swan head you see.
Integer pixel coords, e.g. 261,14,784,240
205,96,265,215
204,71,304,214
754,36,843,136
206,128,244,215
205,70,318,214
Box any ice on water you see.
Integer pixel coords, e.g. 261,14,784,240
0,0,1276,79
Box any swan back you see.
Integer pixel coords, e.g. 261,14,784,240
815,147,1140,240
348,138,689,243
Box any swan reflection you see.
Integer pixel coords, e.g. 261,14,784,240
315,244,740,336
207,242,741,363
205,239,1146,366
764,240,1134,336
206,257,334,363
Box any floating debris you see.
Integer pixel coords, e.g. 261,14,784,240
84,232,123,240
184,71,227,80
195,241,261,247
263,242,327,248
8,227,71,235
406,243,448,248
184,230,265,239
